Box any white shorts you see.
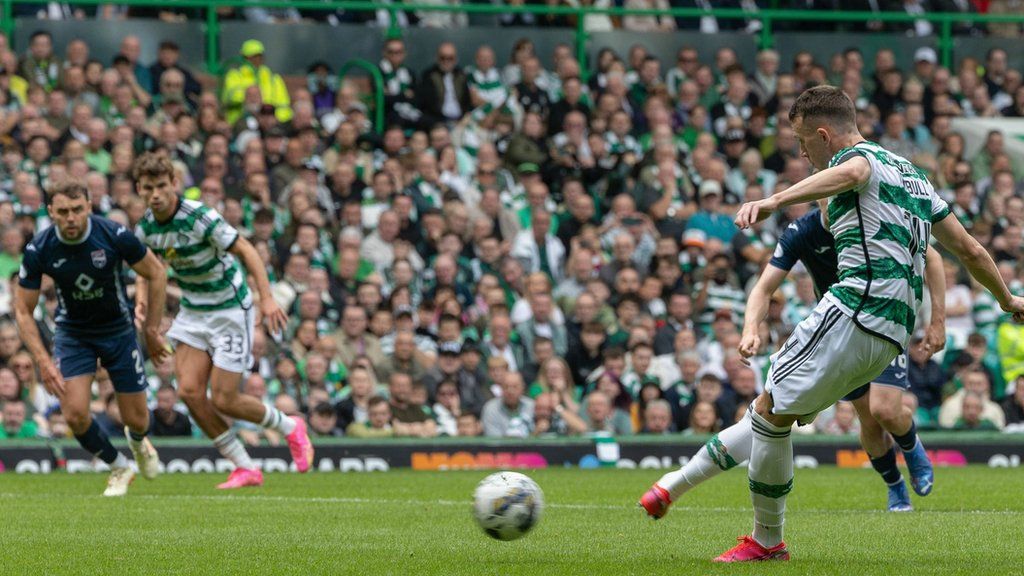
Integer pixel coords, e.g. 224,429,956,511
167,305,255,374
765,296,899,423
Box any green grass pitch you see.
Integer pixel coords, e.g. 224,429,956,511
0,466,1020,575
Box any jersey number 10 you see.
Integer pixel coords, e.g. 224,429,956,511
906,214,930,258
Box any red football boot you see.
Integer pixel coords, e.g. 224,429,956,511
713,536,790,562
638,484,672,519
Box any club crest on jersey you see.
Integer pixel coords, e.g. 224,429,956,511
91,249,107,268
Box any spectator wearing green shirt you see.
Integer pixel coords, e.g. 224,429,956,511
84,118,112,174
1,399,38,439
0,226,24,280
346,396,395,438
952,391,1002,431
685,180,737,243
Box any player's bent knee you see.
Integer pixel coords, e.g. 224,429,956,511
211,390,238,413
122,411,150,433
63,407,91,433
177,383,208,406
870,403,903,427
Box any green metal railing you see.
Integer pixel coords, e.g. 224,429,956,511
338,58,385,133
3,2,1024,75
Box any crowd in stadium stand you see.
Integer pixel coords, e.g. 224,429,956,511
8,1,1024,38
3,5,1024,443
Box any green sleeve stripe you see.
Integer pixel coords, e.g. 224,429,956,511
931,205,951,224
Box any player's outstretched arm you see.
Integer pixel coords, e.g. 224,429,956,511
922,245,947,357
735,156,871,229
932,214,1024,321
131,249,171,364
13,286,63,395
229,235,288,335
739,264,788,359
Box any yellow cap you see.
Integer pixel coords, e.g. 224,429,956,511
240,39,265,58
184,186,201,200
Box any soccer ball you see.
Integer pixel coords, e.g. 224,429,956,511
472,471,544,541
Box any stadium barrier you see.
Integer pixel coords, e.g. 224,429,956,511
5,2,1024,75
1,435,1021,474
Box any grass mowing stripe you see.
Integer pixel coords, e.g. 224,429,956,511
0,491,1020,516
1,468,1021,576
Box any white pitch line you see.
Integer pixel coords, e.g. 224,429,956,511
0,492,1021,516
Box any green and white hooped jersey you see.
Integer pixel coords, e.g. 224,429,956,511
823,140,950,352
467,66,508,107
137,198,252,312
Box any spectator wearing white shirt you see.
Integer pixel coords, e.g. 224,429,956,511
511,208,566,283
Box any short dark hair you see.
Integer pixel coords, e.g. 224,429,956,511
367,396,389,410
788,85,856,131
724,64,745,78
253,209,275,224
438,313,462,328
603,346,625,361
348,365,371,379
45,180,90,206
312,402,334,417
616,294,643,309
631,341,653,353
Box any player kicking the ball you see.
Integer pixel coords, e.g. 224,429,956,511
641,86,1024,561
640,205,943,519
754,207,945,509
132,153,313,489
14,180,170,496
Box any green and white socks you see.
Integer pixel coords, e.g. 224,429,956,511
748,410,793,549
261,407,297,435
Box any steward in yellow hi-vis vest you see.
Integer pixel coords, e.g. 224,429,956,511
221,39,293,125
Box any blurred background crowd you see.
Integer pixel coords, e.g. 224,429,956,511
2,1,1024,444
